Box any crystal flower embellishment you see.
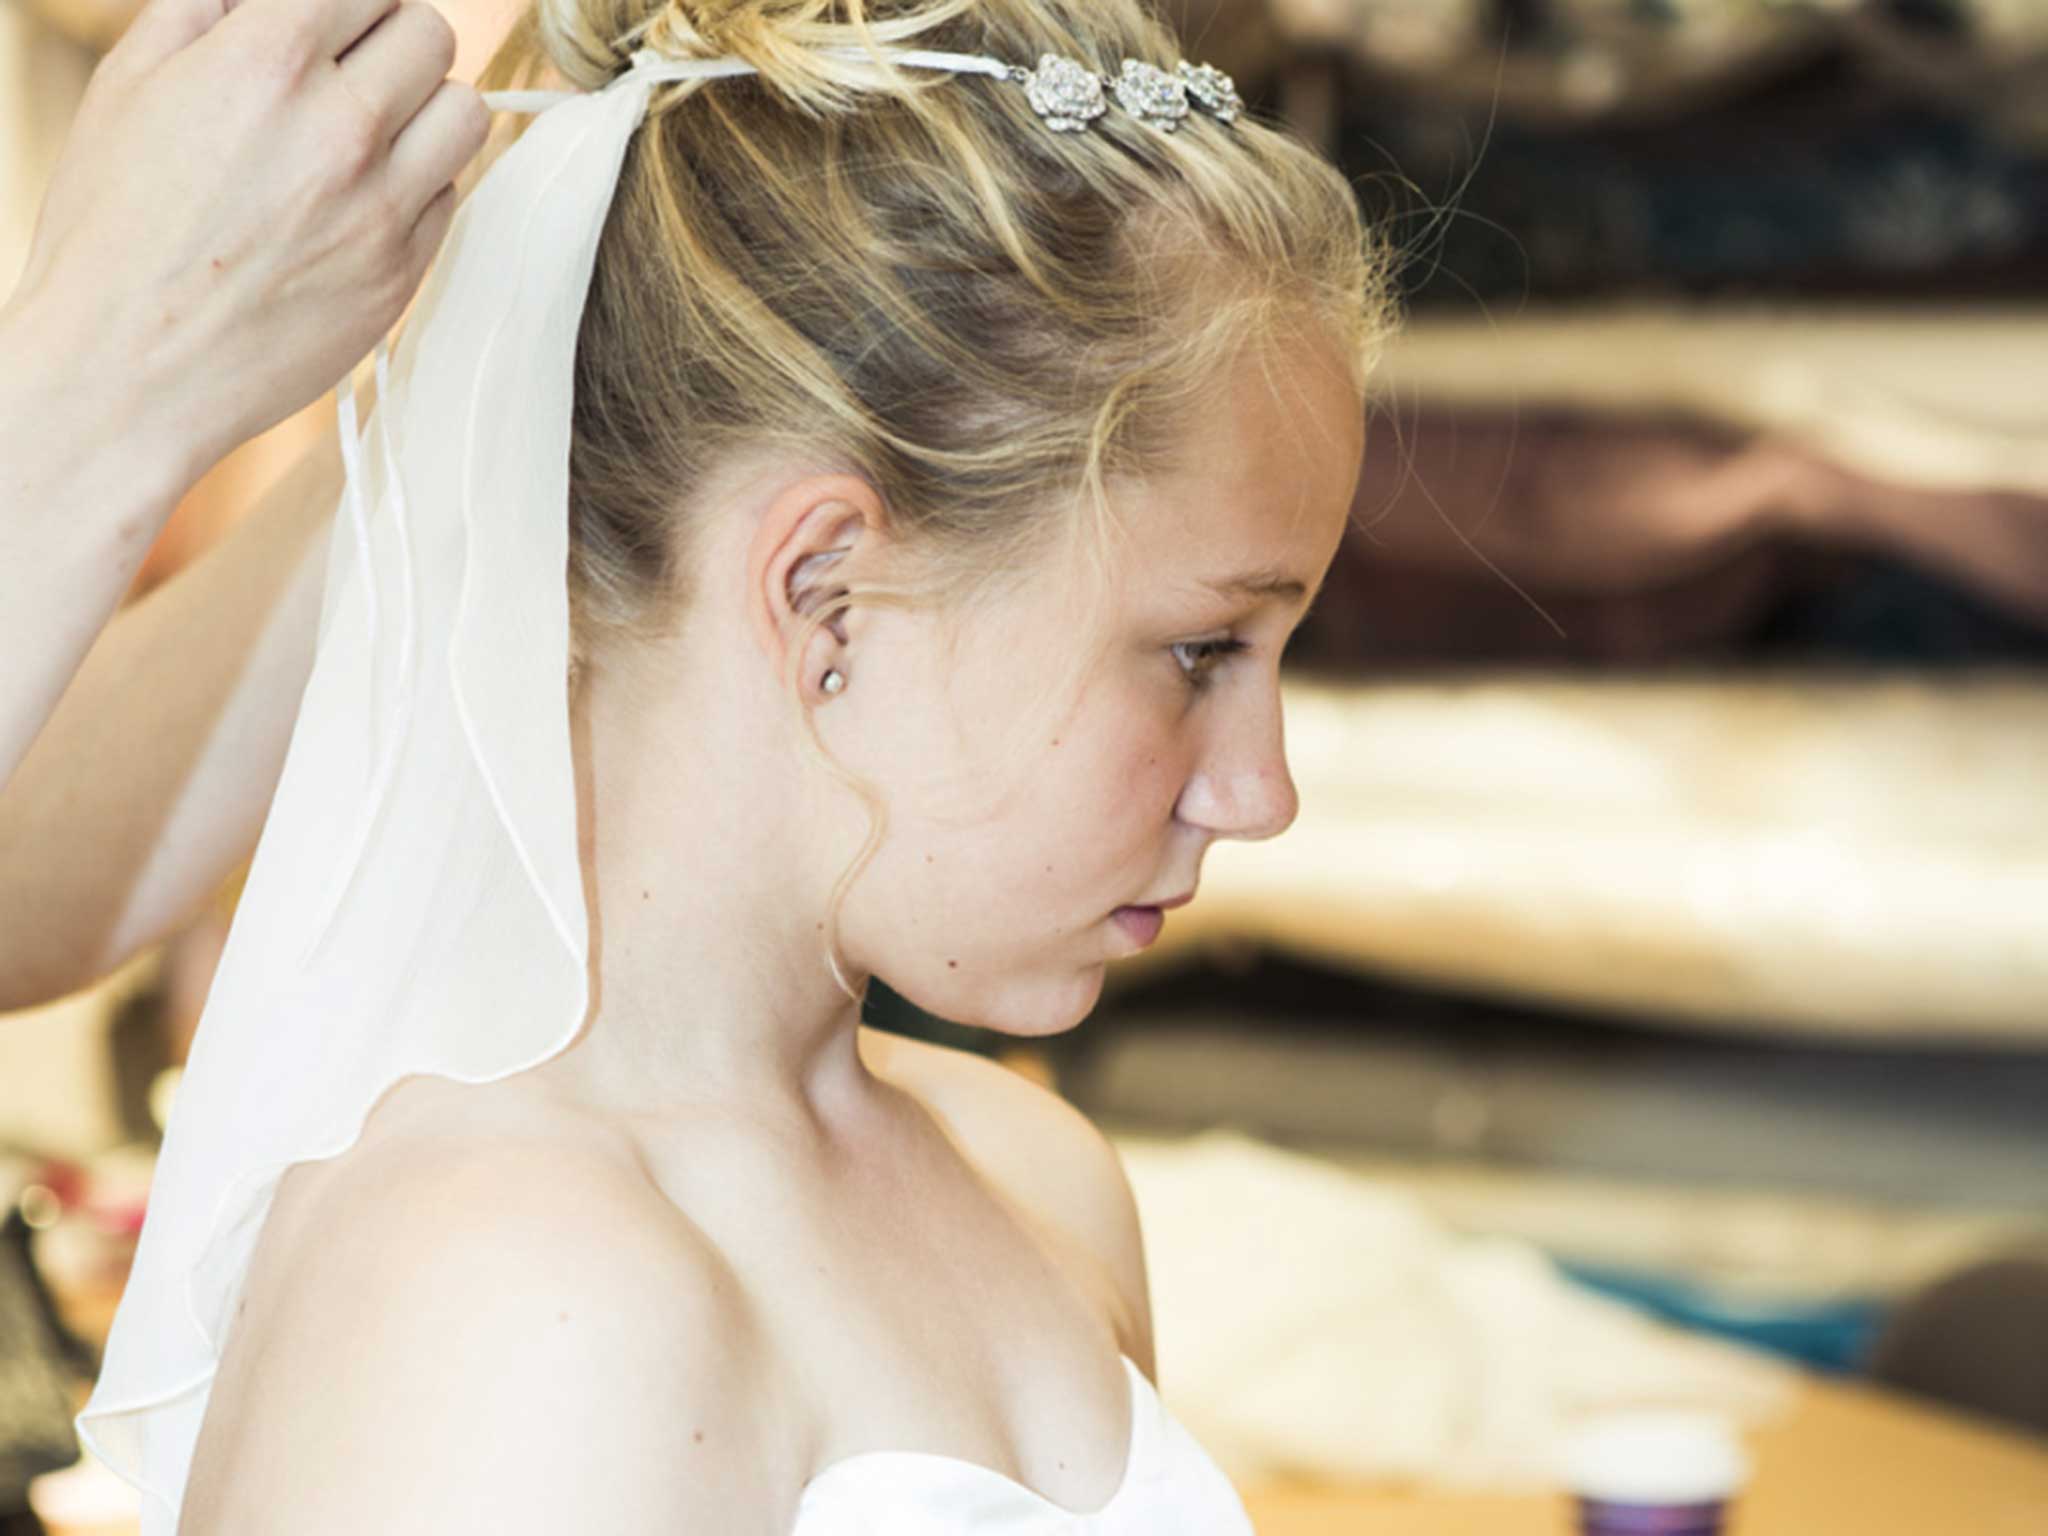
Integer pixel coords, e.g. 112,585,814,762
1177,60,1243,123
1016,53,1107,133
1012,53,1241,134
1111,59,1189,131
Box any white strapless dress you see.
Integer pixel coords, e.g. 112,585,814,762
790,1355,1255,1533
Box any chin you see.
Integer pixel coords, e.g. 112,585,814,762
904,962,1106,1040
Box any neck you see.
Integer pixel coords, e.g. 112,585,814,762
530,645,889,1139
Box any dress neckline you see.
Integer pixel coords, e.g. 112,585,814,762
796,1353,1149,1519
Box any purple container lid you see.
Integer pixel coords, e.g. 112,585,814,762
1560,1409,1752,1506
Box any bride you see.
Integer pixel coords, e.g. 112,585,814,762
78,0,1392,1528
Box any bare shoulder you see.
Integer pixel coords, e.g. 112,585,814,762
184,1119,794,1534
861,1027,1156,1382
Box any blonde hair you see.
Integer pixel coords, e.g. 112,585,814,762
479,0,1398,990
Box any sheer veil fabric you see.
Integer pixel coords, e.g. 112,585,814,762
77,40,1064,1527
69,45,997,1526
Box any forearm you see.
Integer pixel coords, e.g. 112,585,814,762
0,285,206,789
0,407,340,1009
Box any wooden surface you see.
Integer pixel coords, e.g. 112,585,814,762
1237,1373,2048,1535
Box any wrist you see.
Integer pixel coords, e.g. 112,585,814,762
0,281,204,568
3,274,217,513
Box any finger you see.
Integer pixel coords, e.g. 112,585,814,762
387,79,491,223
406,181,458,284
215,0,403,73
107,0,230,74
294,0,402,68
336,2,458,142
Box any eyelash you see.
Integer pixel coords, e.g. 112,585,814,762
1171,637,1249,691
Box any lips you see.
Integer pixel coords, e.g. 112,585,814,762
1112,905,1166,947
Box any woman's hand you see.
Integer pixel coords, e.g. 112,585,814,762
0,0,489,796
13,0,489,487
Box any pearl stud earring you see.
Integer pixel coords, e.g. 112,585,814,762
821,669,846,696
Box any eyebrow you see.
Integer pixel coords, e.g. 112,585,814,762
1203,570,1310,603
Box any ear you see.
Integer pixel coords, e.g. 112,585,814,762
745,472,888,703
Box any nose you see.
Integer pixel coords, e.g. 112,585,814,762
1175,690,1299,843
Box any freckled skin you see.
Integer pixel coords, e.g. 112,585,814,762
819,333,1365,1041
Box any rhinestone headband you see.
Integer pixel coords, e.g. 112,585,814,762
1013,53,1243,132
569,44,1245,133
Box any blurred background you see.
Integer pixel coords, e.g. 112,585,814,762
3,1,2045,1532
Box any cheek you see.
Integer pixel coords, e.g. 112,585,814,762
854,683,1194,933
1042,714,1190,864
910,727,1184,909
1124,748,1187,832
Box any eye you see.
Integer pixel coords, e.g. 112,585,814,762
1171,636,1249,691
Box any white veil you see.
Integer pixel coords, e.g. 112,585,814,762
72,62,636,1529
71,43,1011,1530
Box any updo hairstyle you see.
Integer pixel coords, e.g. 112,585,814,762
477,0,1397,976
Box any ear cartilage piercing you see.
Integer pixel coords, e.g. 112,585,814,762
821,669,847,696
